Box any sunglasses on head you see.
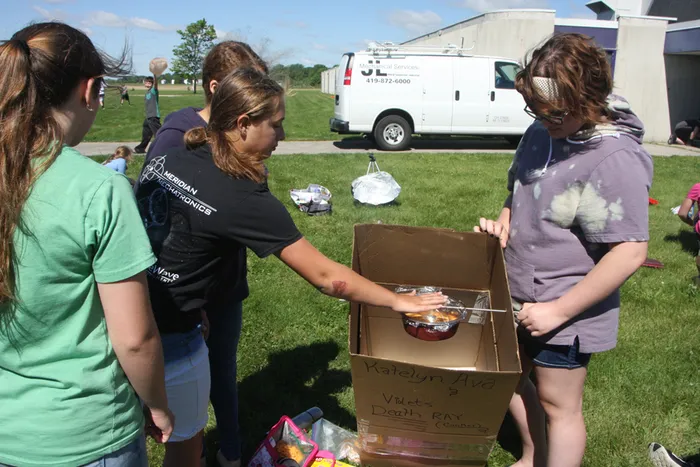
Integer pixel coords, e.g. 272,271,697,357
523,105,569,125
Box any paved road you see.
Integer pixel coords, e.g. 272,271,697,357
76,138,700,157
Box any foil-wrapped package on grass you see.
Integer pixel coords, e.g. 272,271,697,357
351,154,400,205
290,184,332,216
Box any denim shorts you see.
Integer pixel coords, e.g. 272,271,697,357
80,436,147,467
161,326,211,442
519,332,592,369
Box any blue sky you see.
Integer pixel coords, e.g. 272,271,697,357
2,0,596,75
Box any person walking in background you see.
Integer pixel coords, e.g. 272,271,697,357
134,75,161,154
103,145,133,175
0,22,173,467
120,83,131,105
99,79,107,109
136,40,269,467
475,33,652,467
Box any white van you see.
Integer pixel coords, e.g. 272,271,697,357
330,42,533,151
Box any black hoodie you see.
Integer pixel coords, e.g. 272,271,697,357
144,106,206,163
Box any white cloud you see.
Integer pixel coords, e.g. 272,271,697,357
32,5,68,21
33,5,51,18
85,11,127,28
459,0,549,13
388,10,442,36
301,58,315,65
130,17,171,32
43,0,73,4
81,11,175,32
312,43,327,50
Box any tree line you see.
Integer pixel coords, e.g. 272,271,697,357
111,19,331,91
111,63,330,89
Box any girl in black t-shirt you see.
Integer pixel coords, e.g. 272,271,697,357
134,68,447,467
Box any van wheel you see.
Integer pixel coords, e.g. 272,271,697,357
374,115,411,151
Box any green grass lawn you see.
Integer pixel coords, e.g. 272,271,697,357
86,88,340,142
118,153,700,467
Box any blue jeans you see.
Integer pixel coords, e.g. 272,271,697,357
0,435,147,467
207,301,244,461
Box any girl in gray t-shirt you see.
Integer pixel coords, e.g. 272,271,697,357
475,33,652,467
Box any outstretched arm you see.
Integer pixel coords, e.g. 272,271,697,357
276,238,446,312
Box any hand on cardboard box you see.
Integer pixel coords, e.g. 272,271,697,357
473,217,509,249
518,301,570,337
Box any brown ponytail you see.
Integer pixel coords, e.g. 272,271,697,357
198,68,283,183
184,127,209,149
0,23,131,316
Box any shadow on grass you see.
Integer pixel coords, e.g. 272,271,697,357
494,411,523,463
204,341,354,462
664,230,699,255
333,137,518,152
352,199,401,208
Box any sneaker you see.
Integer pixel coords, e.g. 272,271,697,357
669,135,677,145
649,442,694,467
216,450,241,467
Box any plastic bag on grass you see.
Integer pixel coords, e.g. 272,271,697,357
351,154,400,205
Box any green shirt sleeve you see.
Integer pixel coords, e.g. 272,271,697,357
85,174,156,283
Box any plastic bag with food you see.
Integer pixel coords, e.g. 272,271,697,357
149,57,168,77
311,419,360,465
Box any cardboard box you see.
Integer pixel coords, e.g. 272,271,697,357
349,224,522,467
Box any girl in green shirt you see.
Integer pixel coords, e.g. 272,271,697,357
0,22,173,467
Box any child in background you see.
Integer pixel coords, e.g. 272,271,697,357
134,75,160,154
677,183,700,283
98,80,107,109
103,145,133,175
120,84,130,105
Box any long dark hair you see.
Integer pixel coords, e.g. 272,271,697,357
184,68,283,183
0,22,130,313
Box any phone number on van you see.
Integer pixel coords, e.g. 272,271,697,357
366,78,412,84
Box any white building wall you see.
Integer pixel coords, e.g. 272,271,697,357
614,16,672,141
404,10,556,62
665,55,700,129
320,67,338,94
